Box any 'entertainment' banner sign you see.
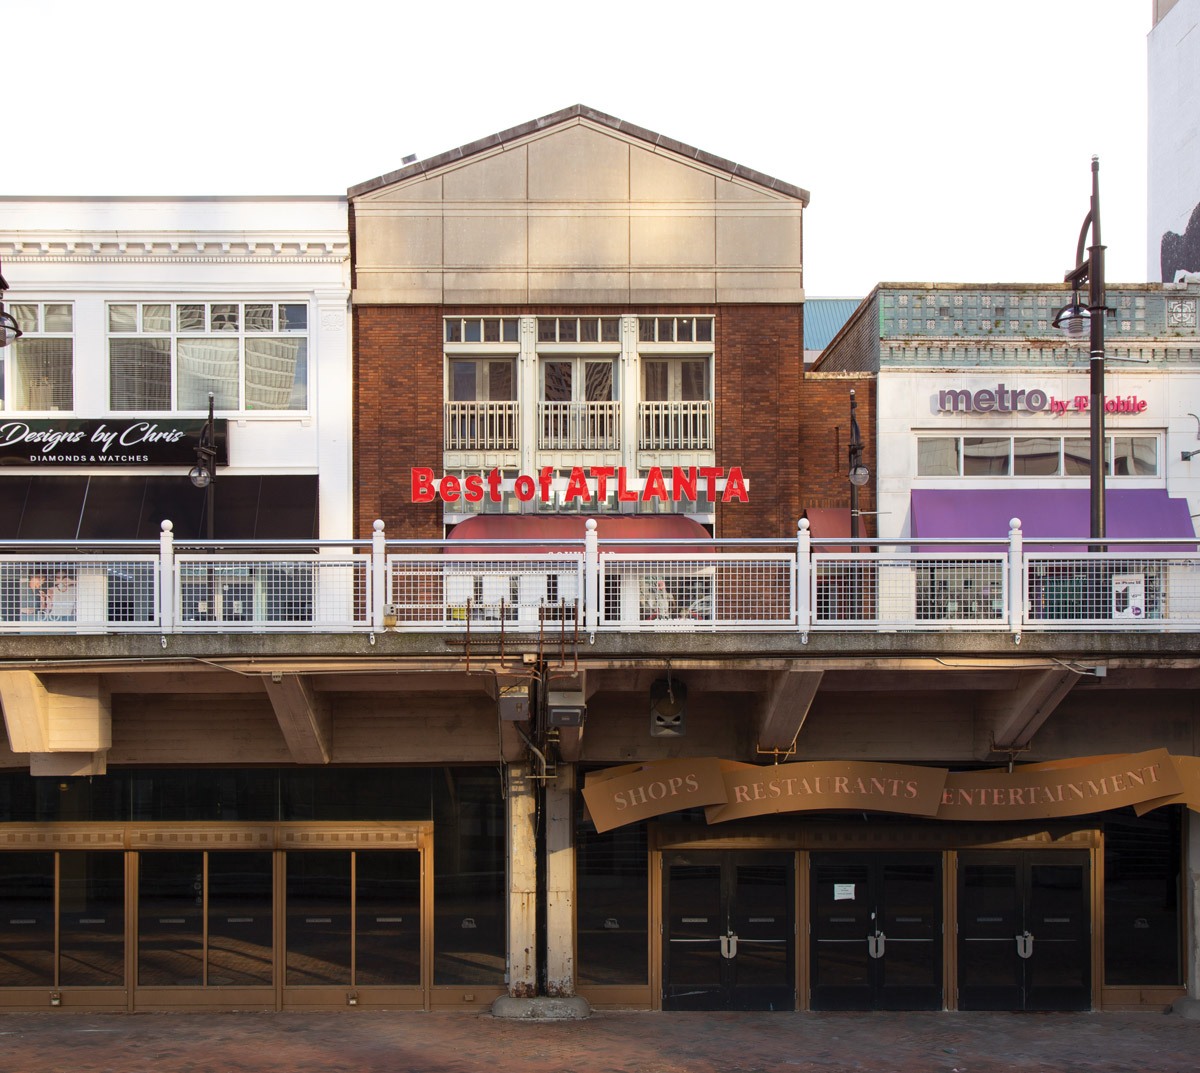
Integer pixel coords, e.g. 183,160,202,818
0,419,228,467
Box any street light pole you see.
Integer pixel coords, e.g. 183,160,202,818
1053,156,1109,543
189,392,216,540
847,389,869,543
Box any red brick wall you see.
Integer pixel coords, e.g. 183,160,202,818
354,304,806,540
796,375,876,536
713,306,802,539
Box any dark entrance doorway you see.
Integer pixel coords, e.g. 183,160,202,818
810,852,943,1010
957,850,1091,1010
662,850,794,1011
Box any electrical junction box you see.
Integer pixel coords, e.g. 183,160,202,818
547,691,586,727
498,683,530,722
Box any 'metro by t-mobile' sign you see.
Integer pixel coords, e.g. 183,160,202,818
936,384,1146,415
412,466,750,504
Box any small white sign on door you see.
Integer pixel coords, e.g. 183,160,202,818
833,883,855,901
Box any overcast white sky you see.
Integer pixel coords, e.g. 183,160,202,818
7,0,1151,296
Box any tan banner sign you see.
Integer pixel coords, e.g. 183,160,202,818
705,761,947,824
582,757,729,833
585,750,1193,832
936,749,1180,821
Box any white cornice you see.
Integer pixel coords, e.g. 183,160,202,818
1,233,348,264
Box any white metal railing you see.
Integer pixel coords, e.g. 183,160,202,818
0,517,1198,635
638,400,714,450
444,401,519,451
538,401,620,450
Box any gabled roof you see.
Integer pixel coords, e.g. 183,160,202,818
348,104,810,203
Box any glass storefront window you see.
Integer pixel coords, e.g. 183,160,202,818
576,801,648,986
1104,807,1181,986
963,437,1011,476
433,769,505,985
0,852,54,985
59,851,125,986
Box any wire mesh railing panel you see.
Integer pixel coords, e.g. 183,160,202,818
1024,554,1198,628
0,556,159,632
597,553,795,629
175,556,369,631
386,554,584,630
811,555,1008,629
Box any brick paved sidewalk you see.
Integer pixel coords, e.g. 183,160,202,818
1,1009,1198,1073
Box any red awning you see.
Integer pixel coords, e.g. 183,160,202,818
802,508,851,539
447,515,711,554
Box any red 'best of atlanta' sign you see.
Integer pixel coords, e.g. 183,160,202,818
411,466,749,504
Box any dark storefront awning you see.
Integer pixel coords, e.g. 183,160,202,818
0,475,319,541
447,514,711,555
910,488,1198,552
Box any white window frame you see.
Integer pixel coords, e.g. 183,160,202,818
106,300,310,414
2,301,75,413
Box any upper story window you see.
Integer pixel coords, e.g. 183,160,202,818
638,316,713,343
643,357,709,402
538,317,620,343
445,317,520,343
2,303,74,411
107,302,308,412
917,434,1158,478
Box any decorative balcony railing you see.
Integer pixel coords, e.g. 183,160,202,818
0,519,1197,636
444,401,520,451
538,401,620,450
638,401,714,450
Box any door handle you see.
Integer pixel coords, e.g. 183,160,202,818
1015,931,1034,959
720,933,738,959
867,932,886,959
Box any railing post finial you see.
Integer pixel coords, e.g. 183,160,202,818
584,518,599,635
372,520,387,633
1008,517,1023,639
796,518,812,632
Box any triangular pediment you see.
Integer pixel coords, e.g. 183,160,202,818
350,105,808,205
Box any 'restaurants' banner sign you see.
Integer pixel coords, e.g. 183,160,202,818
412,466,749,504
582,749,1186,833
0,419,228,467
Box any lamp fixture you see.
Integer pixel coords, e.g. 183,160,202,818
0,260,23,349
650,674,686,737
190,391,217,539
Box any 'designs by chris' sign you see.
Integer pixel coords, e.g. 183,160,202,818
0,419,228,467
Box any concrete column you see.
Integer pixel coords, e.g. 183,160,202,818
506,760,537,998
545,763,576,997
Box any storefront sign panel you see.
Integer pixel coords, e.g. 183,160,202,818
935,749,1180,821
0,419,228,467
705,761,947,823
582,757,729,833
586,750,1191,831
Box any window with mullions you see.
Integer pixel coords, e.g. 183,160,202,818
637,316,713,343
3,303,74,411
917,434,1159,478
107,302,308,412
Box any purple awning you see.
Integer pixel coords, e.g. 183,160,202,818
910,489,1198,552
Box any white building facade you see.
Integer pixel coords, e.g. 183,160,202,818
0,197,351,540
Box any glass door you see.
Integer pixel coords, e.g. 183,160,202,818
810,853,942,1010
283,849,422,1006
662,851,793,1011
135,850,273,1005
0,850,126,1001
957,850,1091,1011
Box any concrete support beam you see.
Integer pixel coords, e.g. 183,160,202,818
0,670,50,752
989,667,1082,749
507,761,538,998
757,671,823,752
264,674,331,764
0,672,111,754
545,764,576,997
